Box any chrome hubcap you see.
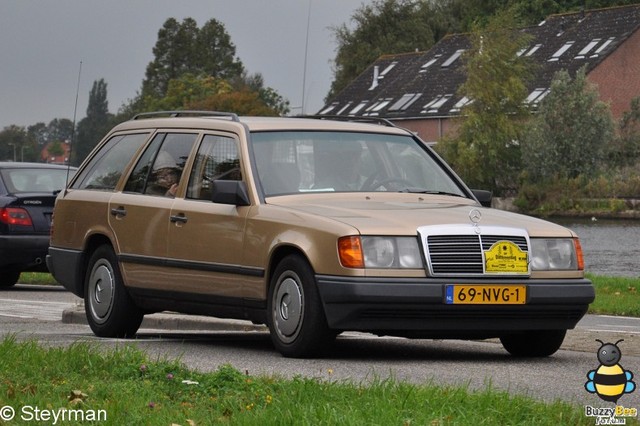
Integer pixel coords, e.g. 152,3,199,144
273,275,303,342
89,261,115,324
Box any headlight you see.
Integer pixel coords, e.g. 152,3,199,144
338,236,422,269
530,238,583,271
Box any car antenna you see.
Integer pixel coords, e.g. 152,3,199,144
64,60,82,196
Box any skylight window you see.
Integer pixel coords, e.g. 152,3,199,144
441,50,465,67
319,104,337,115
388,93,422,111
575,39,601,59
593,37,615,55
525,44,542,56
365,99,392,113
526,88,550,104
336,102,353,115
450,96,472,113
349,101,368,115
419,55,442,72
421,94,453,113
548,41,574,61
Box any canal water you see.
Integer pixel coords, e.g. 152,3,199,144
552,218,640,278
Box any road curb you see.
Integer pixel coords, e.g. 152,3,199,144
62,307,267,332
62,307,638,356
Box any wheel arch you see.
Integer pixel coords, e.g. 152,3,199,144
76,234,116,296
266,244,314,291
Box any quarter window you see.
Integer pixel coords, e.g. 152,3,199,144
72,132,150,191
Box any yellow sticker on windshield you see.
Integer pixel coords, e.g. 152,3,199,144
484,240,528,273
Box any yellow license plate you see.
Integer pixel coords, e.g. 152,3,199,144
445,285,527,305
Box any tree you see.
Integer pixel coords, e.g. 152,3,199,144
328,0,437,100
74,79,113,165
436,9,534,194
0,125,37,162
520,68,614,181
141,18,244,99
610,96,640,167
27,119,74,147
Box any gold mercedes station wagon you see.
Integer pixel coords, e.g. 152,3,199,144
47,111,594,358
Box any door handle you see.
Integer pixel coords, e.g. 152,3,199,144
110,207,127,217
170,214,188,224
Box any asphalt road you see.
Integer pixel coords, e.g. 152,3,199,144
1,285,638,408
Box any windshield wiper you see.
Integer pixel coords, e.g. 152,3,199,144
399,188,465,198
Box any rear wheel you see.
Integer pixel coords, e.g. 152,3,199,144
267,254,335,358
0,270,20,288
500,330,566,357
84,245,143,338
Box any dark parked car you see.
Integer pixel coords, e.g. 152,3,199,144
0,162,75,287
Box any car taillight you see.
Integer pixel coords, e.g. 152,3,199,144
0,207,34,227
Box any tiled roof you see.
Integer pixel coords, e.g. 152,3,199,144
320,4,640,119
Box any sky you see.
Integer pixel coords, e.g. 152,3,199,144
0,0,372,129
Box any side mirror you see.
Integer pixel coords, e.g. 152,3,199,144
472,189,492,208
211,180,250,206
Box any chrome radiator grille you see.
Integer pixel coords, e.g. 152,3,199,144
426,234,528,275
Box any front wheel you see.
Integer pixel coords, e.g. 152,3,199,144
500,330,566,357
267,254,335,358
84,245,143,338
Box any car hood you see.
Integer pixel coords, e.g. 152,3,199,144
266,193,575,238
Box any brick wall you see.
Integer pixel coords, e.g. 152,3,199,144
588,28,640,121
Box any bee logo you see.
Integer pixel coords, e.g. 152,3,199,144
585,339,636,403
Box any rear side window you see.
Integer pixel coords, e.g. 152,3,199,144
72,133,150,190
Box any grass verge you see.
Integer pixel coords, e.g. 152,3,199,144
586,273,640,316
0,336,597,426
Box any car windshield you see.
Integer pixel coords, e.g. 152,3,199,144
251,131,466,197
1,167,73,194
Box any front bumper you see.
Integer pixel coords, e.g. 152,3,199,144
316,275,595,338
0,234,50,271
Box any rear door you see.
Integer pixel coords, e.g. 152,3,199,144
110,132,198,288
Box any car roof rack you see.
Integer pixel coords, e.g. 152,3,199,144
131,110,240,122
299,114,398,128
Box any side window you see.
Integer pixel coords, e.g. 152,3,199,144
124,133,198,197
187,134,241,201
72,133,150,190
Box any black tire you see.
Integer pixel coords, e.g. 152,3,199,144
500,330,566,357
0,270,20,288
84,245,143,338
267,254,335,358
